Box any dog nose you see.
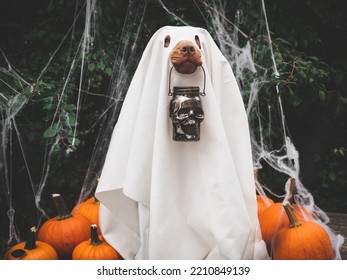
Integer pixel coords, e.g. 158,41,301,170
181,44,195,54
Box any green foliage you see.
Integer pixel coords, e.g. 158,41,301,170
265,1,347,213
272,37,332,107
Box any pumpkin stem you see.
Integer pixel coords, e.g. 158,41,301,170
283,203,301,228
289,177,296,194
90,224,103,246
93,196,100,204
253,169,259,181
52,193,72,220
285,177,296,203
24,226,37,250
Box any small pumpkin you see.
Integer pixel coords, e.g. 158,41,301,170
258,177,314,251
5,226,58,260
256,194,275,216
72,196,100,234
272,204,334,260
72,224,122,260
253,169,275,216
37,193,92,259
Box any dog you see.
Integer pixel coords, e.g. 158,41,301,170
96,26,268,260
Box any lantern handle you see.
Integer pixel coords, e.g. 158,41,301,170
168,66,206,96
200,66,206,96
168,66,174,96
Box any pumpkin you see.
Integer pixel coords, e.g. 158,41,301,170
5,226,58,260
256,194,274,216
72,224,122,260
272,204,334,260
258,177,314,251
253,169,275,216
259,202,312,253
72,196,100,234
37,193,92,259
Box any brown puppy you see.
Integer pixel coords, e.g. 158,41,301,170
170,40,202,74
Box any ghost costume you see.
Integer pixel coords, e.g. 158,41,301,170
95,26,269,260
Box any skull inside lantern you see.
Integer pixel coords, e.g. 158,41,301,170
169,87,204,141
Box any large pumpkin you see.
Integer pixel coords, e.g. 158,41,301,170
5,227,58,260
258,202,312,253
272,204,334,260
37,193,92,259
72,224,122,260
72,196,100,234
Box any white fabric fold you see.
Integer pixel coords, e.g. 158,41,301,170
95,26,269,260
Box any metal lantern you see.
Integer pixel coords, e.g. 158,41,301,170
168,66,206,141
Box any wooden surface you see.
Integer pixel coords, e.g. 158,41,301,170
327,212,347,260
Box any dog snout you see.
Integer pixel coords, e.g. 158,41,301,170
170,40,202,74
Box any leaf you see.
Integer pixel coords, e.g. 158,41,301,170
43,128,57,138
43,103,56,110
106,67,113,76
64,104,77,111
68,137,81,146
67,114,77,126
287,87,294,96
297,70,306,79
88,63,96,72
319,90,327,102
43,123,61,138
98,62,106,71
292,97,302,107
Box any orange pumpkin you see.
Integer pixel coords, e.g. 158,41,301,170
253,170,275,216
256,195,275,216
72,224,122,260
259,202,312,253
272,204,334,260
72,196,100,234
5,227,58,260
37,193,92,259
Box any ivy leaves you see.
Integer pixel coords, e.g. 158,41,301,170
272,37,332,108
42,104,80,151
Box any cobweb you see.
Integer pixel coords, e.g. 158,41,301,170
0,0,344,258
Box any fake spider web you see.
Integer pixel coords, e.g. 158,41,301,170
0,0,344,258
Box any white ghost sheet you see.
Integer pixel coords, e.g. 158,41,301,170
95,26,269,260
